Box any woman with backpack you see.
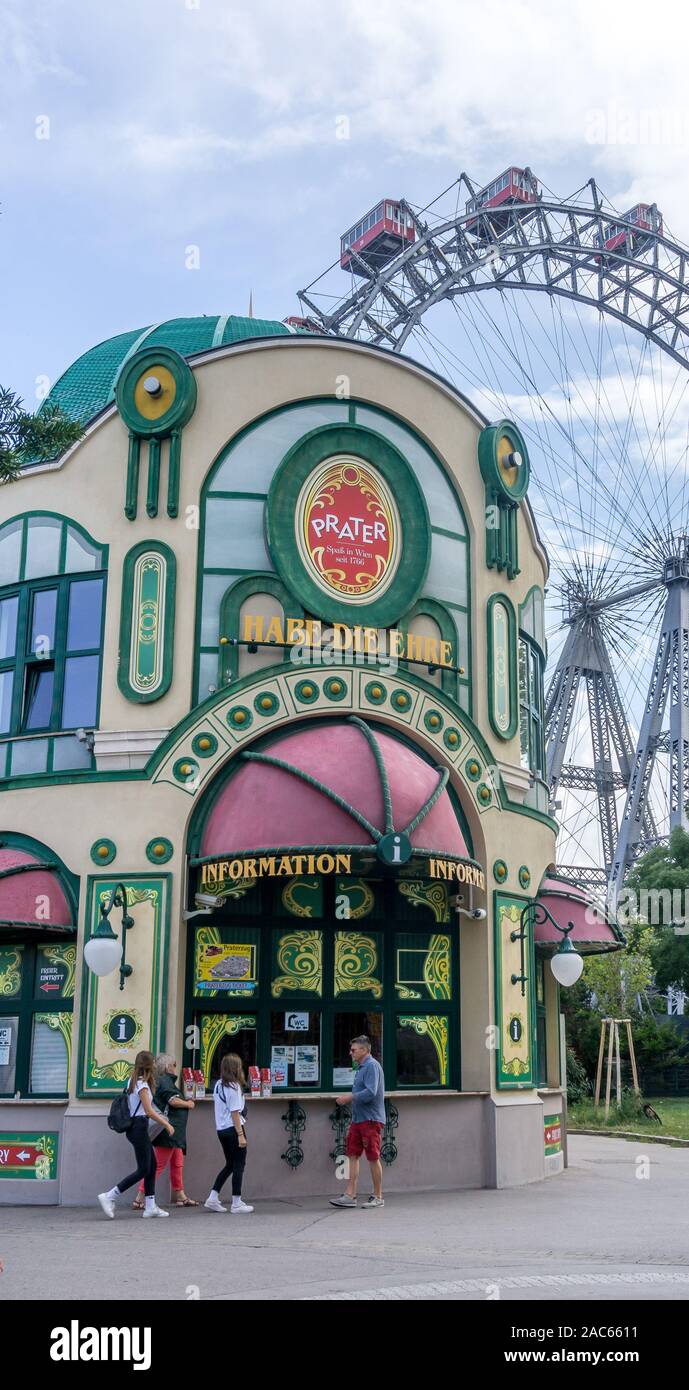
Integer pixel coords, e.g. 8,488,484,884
204,1053,253,1214
131,1053,198,1210
98,1050,174,1219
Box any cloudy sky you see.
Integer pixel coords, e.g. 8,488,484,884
1,0,688,404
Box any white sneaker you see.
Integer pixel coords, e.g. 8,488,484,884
231,1199,254,1214
142,1204,169,1218
204,1193,227,1213
98,1192,115,1219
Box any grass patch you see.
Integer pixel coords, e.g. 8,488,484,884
569,1096,689,1139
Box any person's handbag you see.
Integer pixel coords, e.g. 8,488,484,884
108,1088,141,1134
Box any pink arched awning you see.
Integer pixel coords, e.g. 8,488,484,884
201,721,469,859
536,876,623,955
0,848,75,933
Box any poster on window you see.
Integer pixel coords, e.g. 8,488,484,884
0,1024,11,1067
295,1044,319,1083
270,1047,290,1087
196,943,257,993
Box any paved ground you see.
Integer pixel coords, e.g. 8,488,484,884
2,1135,689,1301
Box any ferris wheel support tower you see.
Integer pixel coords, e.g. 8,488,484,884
609,546,689,897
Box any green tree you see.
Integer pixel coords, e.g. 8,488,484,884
627,826,689,996
0,386,83,480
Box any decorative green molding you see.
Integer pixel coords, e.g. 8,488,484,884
400,598,463,701
519,583,547,659
493,892,536,1089
115,346,197,520
487,593,518,740
78,875,170,1095
265,424,431,627
478,421,530,580
118,541,176,703
218,573,302,686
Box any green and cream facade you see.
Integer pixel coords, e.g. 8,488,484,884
0,318,566,1201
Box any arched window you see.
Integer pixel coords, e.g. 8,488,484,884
0,514,107,779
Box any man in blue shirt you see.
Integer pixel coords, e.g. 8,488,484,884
330,1035,385,1209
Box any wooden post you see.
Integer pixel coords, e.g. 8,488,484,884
594,1019,607,1108
614,1021,622,1108
604,1017,615,1121
625,1019,640,1097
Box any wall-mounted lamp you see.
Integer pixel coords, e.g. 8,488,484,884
511,901,584,997
83,883,135,991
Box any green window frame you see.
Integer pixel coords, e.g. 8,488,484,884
184,879,459,1092
0,941,75,1098
518,635,545,778
535,952,547,1087
0,517,107,780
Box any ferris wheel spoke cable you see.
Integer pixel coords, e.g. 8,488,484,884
450,284,644,550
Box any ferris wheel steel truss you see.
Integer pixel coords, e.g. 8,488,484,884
299,175,689,892
299,176,689,370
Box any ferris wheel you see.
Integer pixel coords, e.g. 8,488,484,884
297,170,689,895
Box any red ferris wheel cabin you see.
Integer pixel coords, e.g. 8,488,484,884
340,199,415,273
465,168,539,234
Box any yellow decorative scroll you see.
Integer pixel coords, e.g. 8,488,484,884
272,931,323,997
334,932,383,997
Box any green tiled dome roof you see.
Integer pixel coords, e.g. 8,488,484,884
45,315,292,425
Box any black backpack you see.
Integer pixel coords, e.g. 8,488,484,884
107,1087,142,1134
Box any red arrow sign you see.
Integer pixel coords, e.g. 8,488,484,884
0,1143,44,1166
40,983,59,992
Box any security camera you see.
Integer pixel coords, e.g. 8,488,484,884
470,907,487,920
195,892,223,908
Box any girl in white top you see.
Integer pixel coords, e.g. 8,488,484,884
205,1053,253,1214
98,1050,174,1219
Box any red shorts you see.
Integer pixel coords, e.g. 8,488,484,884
346,1121,384,1161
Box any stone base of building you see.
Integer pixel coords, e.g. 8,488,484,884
0,1092,566,1204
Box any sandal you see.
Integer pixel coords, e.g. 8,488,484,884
173,1193,199,1207
132,1195,145,1210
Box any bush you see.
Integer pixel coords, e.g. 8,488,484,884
566,1047,591,1103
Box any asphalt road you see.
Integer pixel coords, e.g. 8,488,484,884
2,1135,688,1301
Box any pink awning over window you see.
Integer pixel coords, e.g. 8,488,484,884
200,721,469,859
0,847,74,932
536,876,622,955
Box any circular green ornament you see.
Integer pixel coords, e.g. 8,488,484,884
192,733,218,758
146,838,173,865
295,679,319,704
227,706,252,731
254,692,280,716
519,865,531,889
90,839,116,866
173,757,199,784
493,859,508,883
365,681,387,705
115,345,197,438
478,419,530,504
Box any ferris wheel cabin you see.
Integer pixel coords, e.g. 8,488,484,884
340,199,415,273
596,204,663,263
465,168,540,235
